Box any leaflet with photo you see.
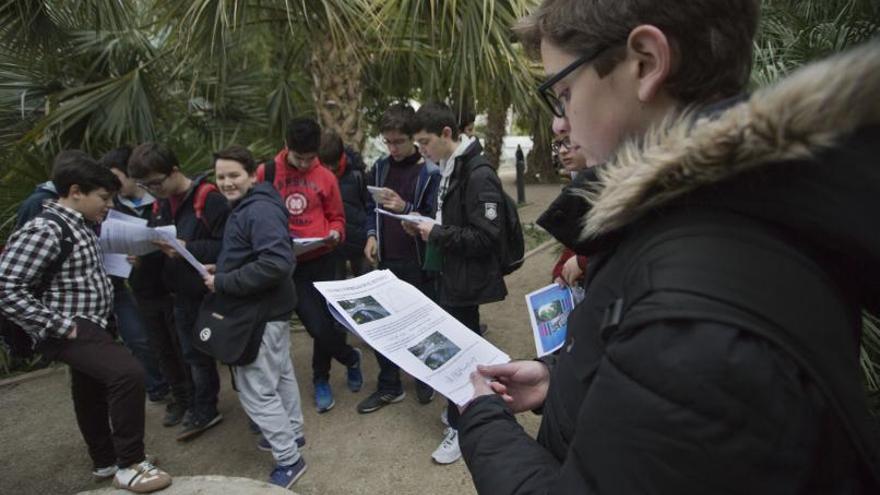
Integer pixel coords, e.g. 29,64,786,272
314,270,510,406
525,284,577,357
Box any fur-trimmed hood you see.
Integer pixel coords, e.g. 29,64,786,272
539,39,880,308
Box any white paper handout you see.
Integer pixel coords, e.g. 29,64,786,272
100,217,176,256
103,253,133,278
375,208,438,225
314,270,510,406
100,211,206,276
366,185,387,203
292,236,333,256
525,284,577,357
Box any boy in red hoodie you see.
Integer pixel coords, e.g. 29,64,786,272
256,117,363,412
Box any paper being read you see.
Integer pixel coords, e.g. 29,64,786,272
314,270,509,406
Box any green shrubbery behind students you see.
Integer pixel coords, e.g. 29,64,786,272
128,142,229,441
0,151,172,493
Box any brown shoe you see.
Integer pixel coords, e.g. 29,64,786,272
112,460,172,493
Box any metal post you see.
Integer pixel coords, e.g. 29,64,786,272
515,144,526,204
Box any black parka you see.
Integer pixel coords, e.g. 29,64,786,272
429,140,507,307
459,43,880,495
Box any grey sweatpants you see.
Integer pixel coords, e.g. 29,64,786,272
233,320,305,466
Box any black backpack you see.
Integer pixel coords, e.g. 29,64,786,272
468,156,525,275
0,212,74,358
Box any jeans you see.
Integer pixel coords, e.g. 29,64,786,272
37,318,146,468
374,258,434,394
293,252,358,382
442,304,480,430
173,296,220,421
113,285,168,399
134,295,191,407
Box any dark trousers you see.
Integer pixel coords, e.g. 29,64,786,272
135,294,191,407
38,318,146,468
442,304,480,430
173,296,219,421
374,258,433,394
113,285,167,399
293,252,357,382
337,249,369,279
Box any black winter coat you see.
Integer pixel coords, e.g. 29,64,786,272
429,140,507,306
151,174,230,300
337,147,370,259
459,43,880,494
214,183,296,322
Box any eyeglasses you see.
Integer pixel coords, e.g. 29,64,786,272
551,137,572,154
538,44,612,118
136,174,168,190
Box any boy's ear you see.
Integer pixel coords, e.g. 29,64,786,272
441,126,454,140
627,25,674,103
67,184,82,199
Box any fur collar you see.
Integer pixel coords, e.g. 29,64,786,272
578,39,880,241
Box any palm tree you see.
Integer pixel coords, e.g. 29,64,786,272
162,0,376,150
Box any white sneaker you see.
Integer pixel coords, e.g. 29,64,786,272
112,460,172,493
440,408,449,427
431,427,461,464
92,465,117,479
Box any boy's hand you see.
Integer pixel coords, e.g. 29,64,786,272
153,239,185,258
411,221,436,242
203,274,215,292
204,264,216,274
364,237,378,265
67,324,78,339
126,255,140,267
326,230,341,248
380,189,406,213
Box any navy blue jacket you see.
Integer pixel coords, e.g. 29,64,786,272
15,182,57,229
214,182,296,322
365,154,441,264
337,147,370,259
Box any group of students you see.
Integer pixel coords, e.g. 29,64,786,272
0,101,512,492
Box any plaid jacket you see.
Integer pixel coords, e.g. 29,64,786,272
0,201,112,341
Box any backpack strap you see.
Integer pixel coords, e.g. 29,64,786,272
256,160,276,185
34,211,75,296
193,182,219,227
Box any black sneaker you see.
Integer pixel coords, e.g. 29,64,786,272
162,402,187,427
356,390,406,414
415,382,436,404
176,411,223,441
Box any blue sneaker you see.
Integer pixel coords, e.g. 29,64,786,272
314,379,335,413
346,348,363,392
269,458,307,489
258,435,306,451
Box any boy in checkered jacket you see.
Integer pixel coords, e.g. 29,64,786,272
0,151,172,493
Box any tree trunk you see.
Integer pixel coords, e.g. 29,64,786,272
309,34,366,151
525,107,557,183
484,94,509,170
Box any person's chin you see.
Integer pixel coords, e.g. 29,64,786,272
222,191,241,202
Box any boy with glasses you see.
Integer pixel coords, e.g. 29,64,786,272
128,142,229,441
457,1,880,493
357,103,442,414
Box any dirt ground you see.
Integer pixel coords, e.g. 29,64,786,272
0,181,566,495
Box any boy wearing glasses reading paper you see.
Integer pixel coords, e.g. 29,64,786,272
457,1,880,493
